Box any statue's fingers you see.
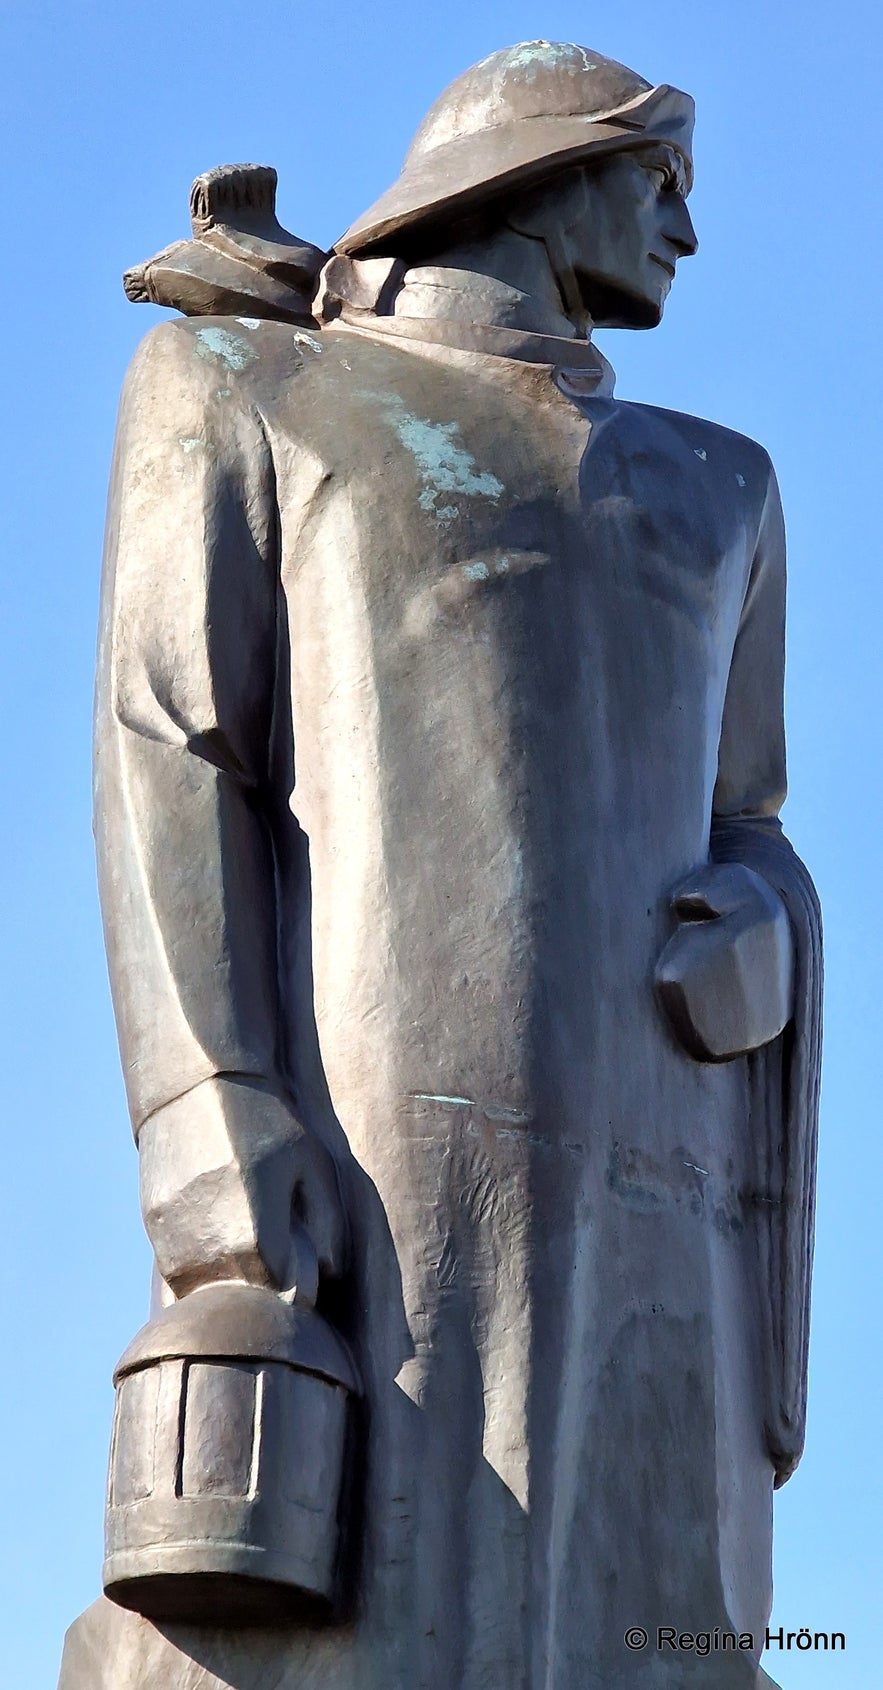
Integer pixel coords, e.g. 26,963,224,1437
670,863,723,920
670,861,746,920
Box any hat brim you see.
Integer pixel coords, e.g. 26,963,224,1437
338,83,694,256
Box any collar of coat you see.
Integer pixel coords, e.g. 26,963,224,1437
322,257,616,393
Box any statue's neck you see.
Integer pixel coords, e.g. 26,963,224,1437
395,229,586,342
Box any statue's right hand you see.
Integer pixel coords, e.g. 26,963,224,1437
137,1076,348,1299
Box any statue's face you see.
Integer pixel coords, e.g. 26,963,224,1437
545,144,698,328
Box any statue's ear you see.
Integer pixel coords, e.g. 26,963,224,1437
506,168,590,240
505,169,594,328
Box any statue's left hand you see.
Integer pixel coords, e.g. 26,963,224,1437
655,861,794,1061
137,1078,349,1300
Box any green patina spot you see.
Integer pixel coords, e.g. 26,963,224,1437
461,555,512,583
357,390,505,524
194,326,257,372
507,40,596,74
371,395,504,525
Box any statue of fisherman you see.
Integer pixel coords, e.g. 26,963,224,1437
59,40,821,1690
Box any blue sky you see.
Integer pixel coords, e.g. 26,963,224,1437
1,2,880,1684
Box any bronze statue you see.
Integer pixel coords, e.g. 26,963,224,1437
59,41,822,1690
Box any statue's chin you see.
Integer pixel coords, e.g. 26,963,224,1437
581,276,667,331
627,297,666,330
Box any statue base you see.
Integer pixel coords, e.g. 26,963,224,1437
57,1596,312,1690
58,1597,785,1689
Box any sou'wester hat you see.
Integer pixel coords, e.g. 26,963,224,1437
337,41,695,256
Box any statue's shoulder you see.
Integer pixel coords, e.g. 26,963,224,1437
620,398,776,500
122,313,330,410
118,161,336,416
632,398,773,465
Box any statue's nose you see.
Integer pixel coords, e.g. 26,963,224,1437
666,196,699,258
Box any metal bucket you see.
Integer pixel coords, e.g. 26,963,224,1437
103,1280,359,1625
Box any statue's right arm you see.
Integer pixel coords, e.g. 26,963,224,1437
95,322,346,1299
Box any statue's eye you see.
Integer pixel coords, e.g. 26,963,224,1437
646,157,684,196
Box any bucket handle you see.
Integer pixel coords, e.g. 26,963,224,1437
280,1223,320,1310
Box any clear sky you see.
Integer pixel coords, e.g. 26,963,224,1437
1,2,880,1685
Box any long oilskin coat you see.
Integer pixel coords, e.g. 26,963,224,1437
62,313,820,1689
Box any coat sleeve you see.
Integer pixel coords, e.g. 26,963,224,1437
711,459,823,1485
713,462,788,823
94,321,288,1137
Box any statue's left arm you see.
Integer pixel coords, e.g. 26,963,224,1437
94,323,347,1303
658,460,823,1482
